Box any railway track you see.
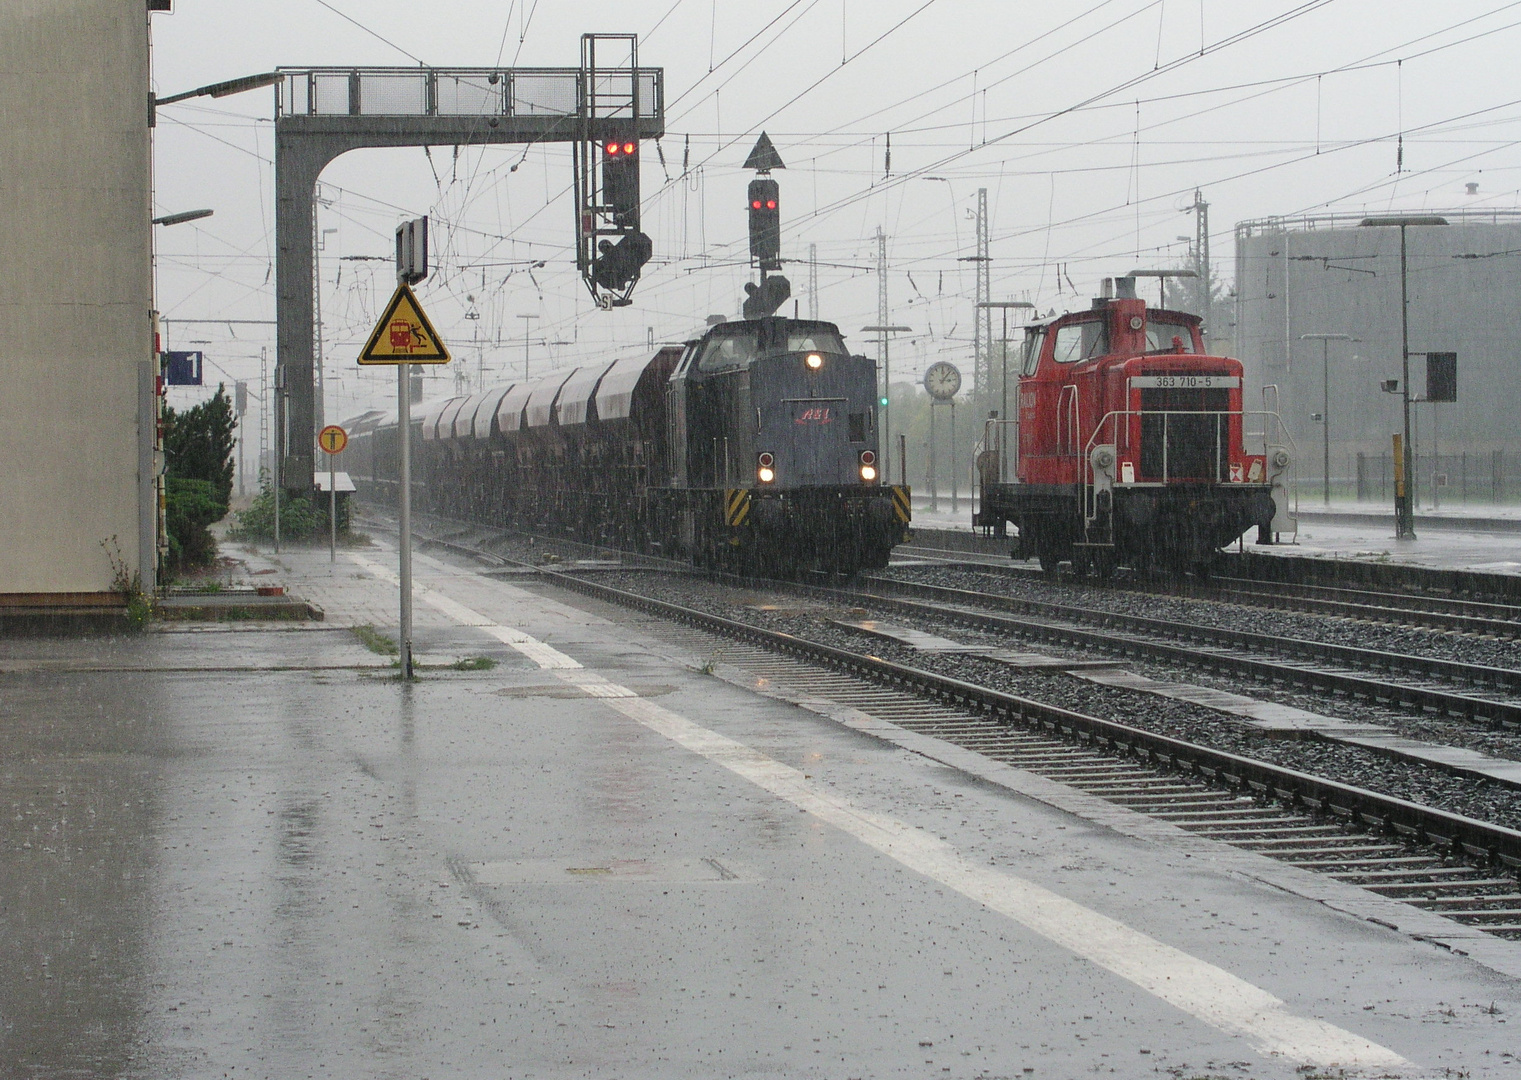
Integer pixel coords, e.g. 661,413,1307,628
856,572,1521,731
899,542,1521,639
389,516,1521,943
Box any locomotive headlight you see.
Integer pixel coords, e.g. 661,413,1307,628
859,449,877,482
805,352,824,370
757,451,776,484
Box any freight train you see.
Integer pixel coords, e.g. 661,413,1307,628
975,276,1295,575
339,315,912,575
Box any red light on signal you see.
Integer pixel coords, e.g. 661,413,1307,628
622,142,636,154
766,200,777,209
751,200,762,209
605,142,620,155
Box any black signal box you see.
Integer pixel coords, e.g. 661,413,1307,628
748,177,780,269
602,135,641,229
1426,352,1457,402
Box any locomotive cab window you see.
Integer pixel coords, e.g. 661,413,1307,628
786,328,847,355
1051,320,1107,364
695,327,760,373
1021,328,1046,376
848,412,867,443
1145,318,1198,353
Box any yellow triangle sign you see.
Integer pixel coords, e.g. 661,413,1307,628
358,283,451,365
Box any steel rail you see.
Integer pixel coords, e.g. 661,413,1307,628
392,512,1521,726
898,544,1521,638
855,575,1521,725
533,563,1521,873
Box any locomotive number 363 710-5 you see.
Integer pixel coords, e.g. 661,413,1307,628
1129,374,1241,389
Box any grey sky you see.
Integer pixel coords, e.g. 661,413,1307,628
149,1,1521,418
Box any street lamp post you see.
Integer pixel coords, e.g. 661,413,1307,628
1299,333,1356,506
862,324,911,482
1359,215,1448,539
977,300,1035,483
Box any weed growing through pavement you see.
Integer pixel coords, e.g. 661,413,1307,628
351,624,399,655
100,536,151,630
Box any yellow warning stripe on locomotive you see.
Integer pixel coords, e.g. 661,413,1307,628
891,485,912,523
725,488,752,526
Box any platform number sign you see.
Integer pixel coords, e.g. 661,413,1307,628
318,425,348,455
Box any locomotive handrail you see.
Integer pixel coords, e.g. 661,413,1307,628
1084,407,1296,474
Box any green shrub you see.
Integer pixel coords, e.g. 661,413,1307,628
161,386,236,570
163,388,235,508
165,477,224,569
229,477,326,541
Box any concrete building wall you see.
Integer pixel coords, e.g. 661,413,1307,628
1233,211,1521,485
0,3,153,594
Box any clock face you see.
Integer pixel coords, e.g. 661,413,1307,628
924,361,962,400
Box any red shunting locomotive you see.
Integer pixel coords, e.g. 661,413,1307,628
976,276,1294,575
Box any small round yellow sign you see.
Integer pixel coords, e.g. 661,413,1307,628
318,425,348,455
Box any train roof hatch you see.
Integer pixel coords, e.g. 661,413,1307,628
495,382,534,434
474,384,514,439
525,369,579,429
556,359,619,428
594,354,660,422
416,396,458,441
452,390,496,439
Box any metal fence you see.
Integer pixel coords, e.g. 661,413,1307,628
1353,449,1521,504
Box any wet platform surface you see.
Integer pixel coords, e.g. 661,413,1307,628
4,541,1521,1078
909,497,1521,577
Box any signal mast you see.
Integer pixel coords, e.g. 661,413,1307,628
742,132,791,318
574,34,654,308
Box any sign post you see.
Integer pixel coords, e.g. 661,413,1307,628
359,273,450,680
318,425,348,563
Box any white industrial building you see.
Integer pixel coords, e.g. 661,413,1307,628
1233,208,1521,503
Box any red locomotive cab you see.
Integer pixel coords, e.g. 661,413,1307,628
1017,295,1147,487
984,277,1293,576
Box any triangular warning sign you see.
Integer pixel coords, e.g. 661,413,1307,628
743,131,785,172
358,283,451,365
